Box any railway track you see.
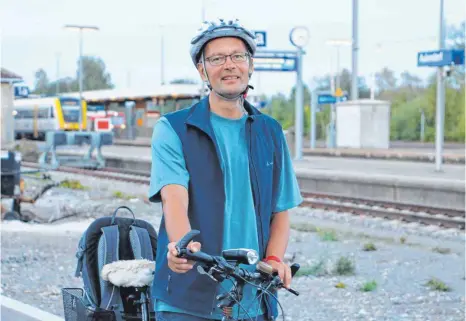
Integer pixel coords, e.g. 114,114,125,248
22,162,465,230
302,193,464,230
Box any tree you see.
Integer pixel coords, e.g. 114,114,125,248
400,71,423,90
375,67,397,93
77,56,114,91
32,56,114,94
47,77,77,95
33,68,49,95
313,69,370,98
446,21,465,87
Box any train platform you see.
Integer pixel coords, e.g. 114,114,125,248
43,144,465,212
1,296,64,321
114,137,465,164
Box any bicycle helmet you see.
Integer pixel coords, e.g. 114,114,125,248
190,18,257,66
190,19,257,101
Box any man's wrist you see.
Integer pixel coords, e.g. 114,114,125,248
264,255,282,264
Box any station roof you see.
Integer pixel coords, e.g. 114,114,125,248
64,84,203,104
1,68,23,83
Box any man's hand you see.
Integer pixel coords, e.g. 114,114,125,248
167,241,201,273
266,260,292,289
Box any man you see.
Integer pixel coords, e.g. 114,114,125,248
149,19,303,321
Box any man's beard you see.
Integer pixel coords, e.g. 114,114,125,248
214,82,248,100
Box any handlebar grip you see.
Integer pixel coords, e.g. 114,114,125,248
290,263,300,277
287,288,299,296
183,250,215,265
176,230,200,250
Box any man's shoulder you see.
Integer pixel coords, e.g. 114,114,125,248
163,101,199,123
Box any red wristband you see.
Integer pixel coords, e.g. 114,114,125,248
264,255,282,264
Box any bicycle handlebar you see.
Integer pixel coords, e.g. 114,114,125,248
175,229,300,296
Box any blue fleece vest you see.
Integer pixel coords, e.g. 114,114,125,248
151,97,286,320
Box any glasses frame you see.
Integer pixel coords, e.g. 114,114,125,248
204,52,251,66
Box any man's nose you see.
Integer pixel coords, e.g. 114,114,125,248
224,56,236,69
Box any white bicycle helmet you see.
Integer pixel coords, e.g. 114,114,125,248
190,19,257,66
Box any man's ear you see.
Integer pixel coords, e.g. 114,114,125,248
249,57,254,75
197,63,207,82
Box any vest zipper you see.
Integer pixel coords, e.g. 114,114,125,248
167,273,171,294
248,121,265,257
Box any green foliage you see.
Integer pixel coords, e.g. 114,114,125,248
318,229,338,242
363,243,377,251
295,260,327,277
262,21,465,143
33,55,114,95
59,179,89,190
334,256,355,276
425,278,450,292
360,280,377,292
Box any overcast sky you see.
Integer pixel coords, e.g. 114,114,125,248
1,0,464,96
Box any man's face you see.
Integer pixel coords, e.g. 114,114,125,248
197,37,253,98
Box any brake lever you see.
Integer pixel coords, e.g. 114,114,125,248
196,265,218,283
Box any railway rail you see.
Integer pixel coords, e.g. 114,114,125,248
21,162,465,230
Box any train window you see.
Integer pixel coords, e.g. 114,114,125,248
15,110,34,118
38,108,49,118
62,109,80,122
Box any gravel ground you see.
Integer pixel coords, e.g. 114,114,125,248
1,172,465,321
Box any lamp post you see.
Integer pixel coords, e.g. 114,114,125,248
325,39,351,148
370,43,382,100
64,24,99,131
351,0,359,100
325,39,352,91
435,0,446,172
290,26,310,160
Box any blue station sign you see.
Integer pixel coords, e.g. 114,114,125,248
317,94,348,105
417,49,465,67
254,51,298,72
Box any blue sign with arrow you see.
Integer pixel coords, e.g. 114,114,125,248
317,94,348,105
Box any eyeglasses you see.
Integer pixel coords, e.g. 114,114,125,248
205,52,250,66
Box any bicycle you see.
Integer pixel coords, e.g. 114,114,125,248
174,229,300,321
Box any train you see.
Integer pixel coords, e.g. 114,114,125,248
13,96,87,140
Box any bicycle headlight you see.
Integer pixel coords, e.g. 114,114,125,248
246,250,259,265
222,248,259,265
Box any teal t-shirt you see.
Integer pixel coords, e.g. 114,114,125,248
149,112,302,319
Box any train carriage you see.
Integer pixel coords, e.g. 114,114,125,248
13,96,87,140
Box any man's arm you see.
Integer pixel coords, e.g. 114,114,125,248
161,184,201,273
265,210,290,260
148,117,200,273
160,184,191,243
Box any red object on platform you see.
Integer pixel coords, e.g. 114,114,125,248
95,118,110,131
